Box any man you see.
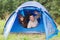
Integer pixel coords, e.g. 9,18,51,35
27,11,40,28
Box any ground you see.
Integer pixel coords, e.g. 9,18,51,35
0,20,60,40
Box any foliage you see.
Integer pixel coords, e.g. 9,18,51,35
0,0,60,24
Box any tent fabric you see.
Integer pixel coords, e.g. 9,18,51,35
15,1,48,12
4,1,58,40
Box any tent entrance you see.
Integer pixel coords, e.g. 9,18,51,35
10,6,45,33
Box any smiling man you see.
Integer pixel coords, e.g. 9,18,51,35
27,11,40,28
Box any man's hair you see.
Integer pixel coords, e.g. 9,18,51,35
29,14,34,17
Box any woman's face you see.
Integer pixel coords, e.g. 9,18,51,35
20,17,24,21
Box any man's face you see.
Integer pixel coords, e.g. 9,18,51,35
29,15,35,22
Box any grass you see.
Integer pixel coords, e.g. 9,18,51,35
0,20,60,40
7,34,45,40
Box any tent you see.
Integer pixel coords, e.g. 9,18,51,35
4,1,58,40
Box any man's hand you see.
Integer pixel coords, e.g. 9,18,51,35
34,11,41,19
34,11,38,14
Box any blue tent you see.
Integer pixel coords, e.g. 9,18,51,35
4,1,58,40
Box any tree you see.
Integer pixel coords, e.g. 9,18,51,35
0,0,60,21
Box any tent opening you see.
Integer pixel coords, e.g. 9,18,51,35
18,6,42,28
10,6,45,33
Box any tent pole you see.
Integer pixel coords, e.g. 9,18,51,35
42,11,49,40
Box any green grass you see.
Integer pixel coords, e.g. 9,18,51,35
0,20,5,34
0,20,60,40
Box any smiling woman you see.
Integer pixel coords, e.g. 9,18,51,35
18,14,28,28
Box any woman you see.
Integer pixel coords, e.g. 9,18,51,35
18,15,27,28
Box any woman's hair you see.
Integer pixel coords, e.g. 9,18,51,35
18,14,27,28
18,14,24,18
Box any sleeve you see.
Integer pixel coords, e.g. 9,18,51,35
35,13,41,19
27,21,31,28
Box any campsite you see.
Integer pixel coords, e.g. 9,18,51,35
0,0,60,40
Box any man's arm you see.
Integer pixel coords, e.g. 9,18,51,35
34,11,41,19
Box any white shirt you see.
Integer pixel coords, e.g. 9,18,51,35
27,19,38,28
27,12,40,28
